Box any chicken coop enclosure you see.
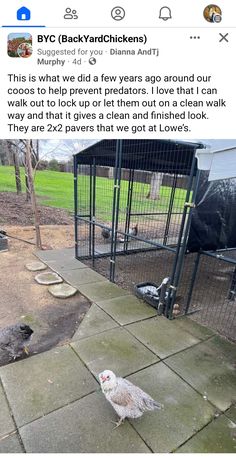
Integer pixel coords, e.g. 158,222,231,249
74,139,236,341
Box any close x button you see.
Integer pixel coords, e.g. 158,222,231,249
219,33,229,42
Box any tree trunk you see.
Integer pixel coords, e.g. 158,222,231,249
6,141,22,193
0,140,10,165
147,173,163,200
108,167,114,179
24,155,31,202
31,139,39,169
12,150,22,194
25,141,42,249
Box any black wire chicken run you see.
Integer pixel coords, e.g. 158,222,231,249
0,323,33,361
101,224,138,243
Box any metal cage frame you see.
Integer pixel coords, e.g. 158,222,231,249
73,139,204,318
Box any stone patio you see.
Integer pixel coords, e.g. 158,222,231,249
0,248,235,453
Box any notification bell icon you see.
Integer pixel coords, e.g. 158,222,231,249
159,6,172,21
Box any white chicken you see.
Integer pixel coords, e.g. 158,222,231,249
118,224,138,243
99,369,163,428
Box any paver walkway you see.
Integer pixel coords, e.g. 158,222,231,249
0,248,235,453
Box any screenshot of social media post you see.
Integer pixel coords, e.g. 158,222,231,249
0,0,236,457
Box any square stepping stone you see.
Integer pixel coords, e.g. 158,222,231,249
72,304,118,341
126,316,200,359
0,345,98,427
127,362,215,453
175,316,215,340
61,268,106,287
177,415,236,453
96,295,156,325
72,327,158,377
20,392,150,453
0,434,24,453
78,281,128,303
0,385,15,438
165,335,236,411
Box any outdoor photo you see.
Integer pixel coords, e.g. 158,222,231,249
0,139,235,453
7,33,32,58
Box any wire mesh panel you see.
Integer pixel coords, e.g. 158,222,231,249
114,249,176,293
75,167,91,257
183,250,236,341
114,140,195,254
74,139,199,309
75,141,117,262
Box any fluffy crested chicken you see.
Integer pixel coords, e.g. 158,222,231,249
118,224,138,243
99,369,163,427
0,323,34,360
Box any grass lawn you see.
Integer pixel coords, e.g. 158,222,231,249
0,166,188,220
0,166,74,210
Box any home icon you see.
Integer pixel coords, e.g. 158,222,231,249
17,7,31,21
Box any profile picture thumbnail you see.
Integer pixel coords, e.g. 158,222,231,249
203,4,222,23
7,33,32,58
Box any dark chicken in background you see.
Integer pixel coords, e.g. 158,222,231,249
0,323,33,360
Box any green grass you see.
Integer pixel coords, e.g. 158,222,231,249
0,166,187,220
0,166,74,210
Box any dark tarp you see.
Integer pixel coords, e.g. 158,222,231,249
74,139,204,175
187,171,236,252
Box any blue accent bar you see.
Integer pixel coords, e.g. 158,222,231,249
2,25,46,28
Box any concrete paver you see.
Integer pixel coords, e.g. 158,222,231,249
72,303,118,340
47,259,87,271
175,316,215,340
165,335,236,411
0,345,98,427
19,392,151,453
36,248,75,261
0,434,24,453
128,362,215,453
72,327,159,377
96,294,156,325
177,415,236,453
0,384,15,438
61,268,106,287
126,316,200,359
77,282,128,302
1,247,235,453
225,405,236,423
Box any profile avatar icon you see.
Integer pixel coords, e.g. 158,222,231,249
17,42,32,58
64,8,78,20
8,33,32,58
203,5,222,23
159,6,172,21
111,6,125,21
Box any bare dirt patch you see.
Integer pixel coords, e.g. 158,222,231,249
0,225,90,366
0,192,73,226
